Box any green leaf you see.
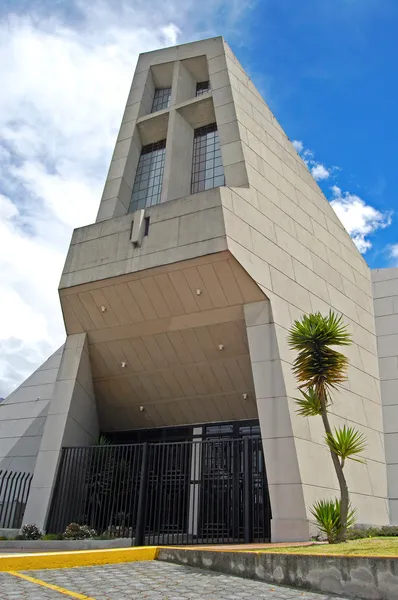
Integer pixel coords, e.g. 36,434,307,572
310,498,356,543
287,311,351,399
326,425,366,465
295,387,323,416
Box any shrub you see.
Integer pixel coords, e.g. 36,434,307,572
377,526,398,537
42,533,63,541
63,523,97,540
21,524,43,540
347,525,398,540
311,498,356,544
96,532,112,540
346,527,371,540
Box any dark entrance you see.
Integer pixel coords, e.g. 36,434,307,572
47,420,271,544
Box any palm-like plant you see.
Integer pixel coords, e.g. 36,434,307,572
310,499,356,544
288,311,366,542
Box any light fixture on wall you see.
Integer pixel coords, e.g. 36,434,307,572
242,393,249,400
139,405,145,412
100,306,107,313
218,344,224,351
196,289,202,295
121,361,127,368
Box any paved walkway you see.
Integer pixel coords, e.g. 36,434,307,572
0,561,350,599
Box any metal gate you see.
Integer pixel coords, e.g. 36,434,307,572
0,471,33,528
47,438,271,544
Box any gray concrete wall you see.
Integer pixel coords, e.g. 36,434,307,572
0,346,64,473
95,37,226,223
373,267,398,524
158,548,398,600
23,333,98,529
213,42,388,540
0,538,131,549
60,189,227,290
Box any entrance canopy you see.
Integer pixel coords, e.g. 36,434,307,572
59,251,266,431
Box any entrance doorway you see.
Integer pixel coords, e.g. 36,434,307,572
48,420,271,544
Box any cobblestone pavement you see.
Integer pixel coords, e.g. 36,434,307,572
0,561,351,599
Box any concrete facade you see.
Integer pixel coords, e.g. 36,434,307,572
0,346,64,473
373,268,398,524
0,36,392,540
23,334,98,529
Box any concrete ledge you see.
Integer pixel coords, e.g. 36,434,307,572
0,529,19,539
157,548,398,600
0,538,132,551
0,546,158,571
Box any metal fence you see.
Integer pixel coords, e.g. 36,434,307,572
47,438,271,545
0,471,33,528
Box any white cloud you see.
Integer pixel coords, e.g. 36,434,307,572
293,140,331,180
293,140,392,253
0,0,251,396
292,139,304,153
311,163,331,181
385,244,398,267
330,185,392,253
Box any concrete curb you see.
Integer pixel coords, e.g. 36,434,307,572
0,546,158,571
157,548,398,600
0,538,131,551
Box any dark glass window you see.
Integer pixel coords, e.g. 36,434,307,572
151,88,171,112
196,81,211,96
129,140,166,213
191,123,224,194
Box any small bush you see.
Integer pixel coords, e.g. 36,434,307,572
96,532,112,540
21,524,43,540
63,523,97,540
42,533,63,541
14,534,26,540
0,536,8,541
347,525,398,540
311,498,356,544
377,526,398,537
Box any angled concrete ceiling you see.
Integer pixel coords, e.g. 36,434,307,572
59,251,266,431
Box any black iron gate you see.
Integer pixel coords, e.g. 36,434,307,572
47,438,271,544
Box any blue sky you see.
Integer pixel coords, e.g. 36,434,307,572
233,0,398,267
0,0,396,395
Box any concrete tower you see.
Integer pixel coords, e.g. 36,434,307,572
1,37,389,541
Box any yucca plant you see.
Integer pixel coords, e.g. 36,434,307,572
288,311,366,542
310,499,356,544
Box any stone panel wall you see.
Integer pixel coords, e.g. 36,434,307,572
373,267,398,524
0,346,63,473
215,40,388,539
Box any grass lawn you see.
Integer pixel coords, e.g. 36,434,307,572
258,538,398,557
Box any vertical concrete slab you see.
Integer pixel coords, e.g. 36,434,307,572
244,300,309,541
220,33,388,532
373,267,398,524
0,346,64,473
23,333,98,530
162,110,194,202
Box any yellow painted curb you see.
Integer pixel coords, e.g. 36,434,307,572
0,546,158,571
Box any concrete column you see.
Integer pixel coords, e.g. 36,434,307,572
373,269,398,524
161,109,194,203
244,300,309,542
23,333,98,530
173,61,196,105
